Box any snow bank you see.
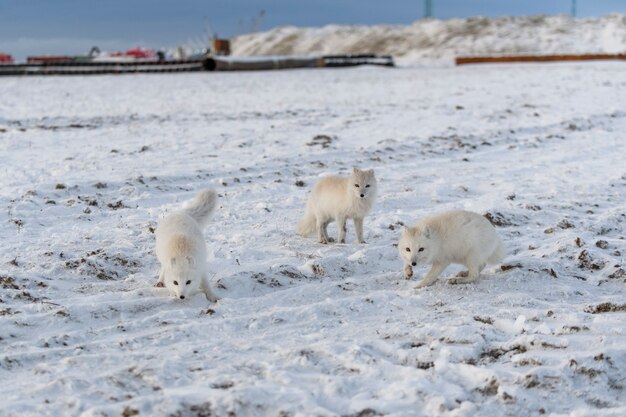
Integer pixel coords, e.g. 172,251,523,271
231,14,626,65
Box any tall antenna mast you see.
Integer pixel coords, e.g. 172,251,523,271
251,9,266,33
203,16,215,43
424,0,433,18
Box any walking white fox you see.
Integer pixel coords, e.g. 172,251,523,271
298,167,377,244
398,210,505,288
155,189,219,302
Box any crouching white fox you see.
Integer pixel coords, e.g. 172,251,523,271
155,189,219,302
399,210,505,288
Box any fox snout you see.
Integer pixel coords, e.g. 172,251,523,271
360,193,365,198
172,288,185,300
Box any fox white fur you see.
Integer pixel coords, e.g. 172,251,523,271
155,189,219,302
298,167,377,244
398,210,505,288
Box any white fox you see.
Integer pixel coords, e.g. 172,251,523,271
399,210,505,288
155,189,219,302
298,167,377,244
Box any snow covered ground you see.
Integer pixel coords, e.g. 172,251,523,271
0,62,625,417
231,14,626,65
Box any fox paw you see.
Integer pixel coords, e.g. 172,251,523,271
205,293,220,303
448,276,477,285
154,281,165,288
404,265,413,279
414,279,434,289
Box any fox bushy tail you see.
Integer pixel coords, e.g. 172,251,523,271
184,189,217,228
297,204,316,236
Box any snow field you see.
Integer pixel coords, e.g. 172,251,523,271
0,62,625,416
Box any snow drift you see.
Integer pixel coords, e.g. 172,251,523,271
231,14,626,65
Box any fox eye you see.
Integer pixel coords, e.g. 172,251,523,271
418,248,424,252
354,184,360,188
405,247,411,252
173,281,178,286
365,184,370,188
186,280,191,285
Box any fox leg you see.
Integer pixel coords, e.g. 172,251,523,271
337,216,347,243
449,261,481,284
403,263,413,279
354,217,365,243
414,262,448,288
201,273,219,302
317,218,329,244
155,267,165,288
323,220,335,242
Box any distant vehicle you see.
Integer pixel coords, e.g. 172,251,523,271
92,47,158,62
27,55,76,64
213,39,231,56
0,53,15,64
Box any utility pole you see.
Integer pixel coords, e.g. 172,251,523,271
571,0,577,17
424,0,433,18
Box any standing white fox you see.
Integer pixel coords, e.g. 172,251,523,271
155,189,219,302
399,210,505,288
298,167,377,244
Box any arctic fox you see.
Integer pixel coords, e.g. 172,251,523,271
155,189,219,302
398,210,505,288
298,167,377,244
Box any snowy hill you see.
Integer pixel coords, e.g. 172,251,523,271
232,14,626,65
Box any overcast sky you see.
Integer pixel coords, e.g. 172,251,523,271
1,0,624,59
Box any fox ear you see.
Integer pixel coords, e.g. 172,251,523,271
403,226,417,236
352,167,359,174
186,256,195,266
170,257,177,266
367,169,374,175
